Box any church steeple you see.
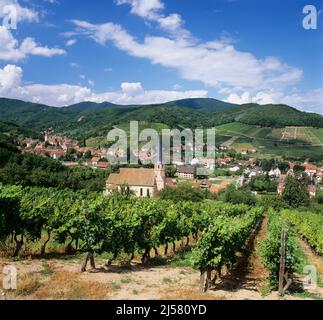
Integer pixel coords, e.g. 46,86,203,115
155,135,165,191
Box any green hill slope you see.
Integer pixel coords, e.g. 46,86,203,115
0,98,323,141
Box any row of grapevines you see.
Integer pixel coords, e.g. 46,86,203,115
259,209,300,287
192,207,264,276
280,210,323,255
0,184,259,270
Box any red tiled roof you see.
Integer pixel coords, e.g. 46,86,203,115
96,162,111,168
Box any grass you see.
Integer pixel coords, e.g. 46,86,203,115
109,281,122,290
294,240,310,274
162,277,173,284
168,248,195,268
120,277,133,284
39,261,55,277
15,273,41,297
34,271,108,300
258,280,271,297
290,291,323,300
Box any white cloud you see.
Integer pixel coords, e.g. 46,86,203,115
115,0,188,36
0,64,321,113
66,39,77,46
116,0,164,20
121,82,143,95
0,64,208,107
70,62,79,68
20,37,66,57
70,20,302,93
226,89,323,114
0,64,22,94
65,1,323,112
0,26,66,61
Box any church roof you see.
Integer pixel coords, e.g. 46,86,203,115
107,168,156,187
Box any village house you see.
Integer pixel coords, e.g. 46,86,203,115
105,163,165,198
62,162,79,167
269,168,281,178
229,165,241,173
91,156,101,167
249,166,264,178
192,180,212,191
176,166,196,179
48,149,66,160
303,162,317,179
22,139,37,148
78,147,97,157
216,157,233,166
96,162,111,169
190,158,216,170
247,148,258,154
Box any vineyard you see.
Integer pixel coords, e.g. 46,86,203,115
1,184,322,299
0,185,263,270
280,210,323,255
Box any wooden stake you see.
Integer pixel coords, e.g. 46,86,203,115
279,229,286,295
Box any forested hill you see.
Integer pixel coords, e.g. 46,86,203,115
0,97,322,140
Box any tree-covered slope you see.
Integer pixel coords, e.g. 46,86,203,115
165,98,237,111
0,98,323,140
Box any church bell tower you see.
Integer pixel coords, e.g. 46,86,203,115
155,135,165,191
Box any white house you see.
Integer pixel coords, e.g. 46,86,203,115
269,168,281,178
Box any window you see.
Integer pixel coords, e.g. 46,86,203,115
140,188,143,197
147,189,150,198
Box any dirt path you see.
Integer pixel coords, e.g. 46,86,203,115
298,240,323,275
297,238,323,296
206,216,277,299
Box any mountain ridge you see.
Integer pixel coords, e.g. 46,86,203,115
0,97,323,140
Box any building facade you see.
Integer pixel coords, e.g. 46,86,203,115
105,164,165,198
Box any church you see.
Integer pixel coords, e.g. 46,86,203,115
104,164,165,198
105,137,166,198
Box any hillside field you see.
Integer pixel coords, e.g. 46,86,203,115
215,123,323,161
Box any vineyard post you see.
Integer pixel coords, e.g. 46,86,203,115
200,269,207,293
200,268,212,293
278,229,286,295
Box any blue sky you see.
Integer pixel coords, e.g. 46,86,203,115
0,0,322,113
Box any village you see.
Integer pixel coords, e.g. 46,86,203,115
21,131,323,199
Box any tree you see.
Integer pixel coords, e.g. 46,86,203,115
293,164,305,174
221,184,256,206
282,176,310,208
260,159,274,172
277,161,290,174
249,176,278,193
160,183,209,202
165,165,177,178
